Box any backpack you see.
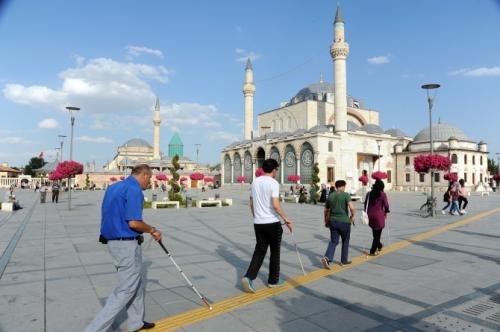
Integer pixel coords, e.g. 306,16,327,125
443,191,450,202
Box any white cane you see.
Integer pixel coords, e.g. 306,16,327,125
290,231,306,276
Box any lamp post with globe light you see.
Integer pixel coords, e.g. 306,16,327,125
421,84,440,216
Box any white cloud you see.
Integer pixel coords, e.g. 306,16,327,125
0,136,33,144
3,57,170,114
367,55,390,65
207,131,240,142
76,136,113,143
71,54,86,66
38,118,59,129
450,66,500,77
126,46,163,58
160,103,221,129
235,48,262,63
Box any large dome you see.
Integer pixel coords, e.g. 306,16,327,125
360,124,384,134
413,123,471,142
385,128,408,138
292,81,334,103
121,138,152,148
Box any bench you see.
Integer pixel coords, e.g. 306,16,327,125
221,198,233,206
152,201,180,209
196,199,222,208
1,202,13,211
480,191,490,197
282,196,299,203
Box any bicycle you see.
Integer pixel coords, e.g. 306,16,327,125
419,195,437,217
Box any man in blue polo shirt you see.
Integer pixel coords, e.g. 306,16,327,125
86,164,162,332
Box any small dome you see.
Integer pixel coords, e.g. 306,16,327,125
308,125,330,133
360,124,384,134
121,138,152,148
347,121,360,131
292,128,307,136
385,128,407,137
413,123,471,143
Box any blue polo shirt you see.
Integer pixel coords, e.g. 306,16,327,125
100,176,144,239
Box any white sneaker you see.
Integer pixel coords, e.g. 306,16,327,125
441,210,446,215
452,211,460,216
460,210,467,214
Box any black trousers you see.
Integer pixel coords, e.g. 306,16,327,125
370,229,383,254
52,190,59,203
458,196,468,210
245,222,283,284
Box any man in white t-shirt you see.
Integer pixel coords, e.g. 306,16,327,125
241,159,294,293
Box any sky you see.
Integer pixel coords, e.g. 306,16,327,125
1,0,500,168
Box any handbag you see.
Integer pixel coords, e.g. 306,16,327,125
361,191,370,225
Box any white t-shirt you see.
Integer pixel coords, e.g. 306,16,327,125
250,175,281,224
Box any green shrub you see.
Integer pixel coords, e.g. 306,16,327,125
143,201,152,209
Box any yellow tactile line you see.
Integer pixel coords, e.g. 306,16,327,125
150,207,500,331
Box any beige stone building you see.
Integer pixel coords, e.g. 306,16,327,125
220,7,488,192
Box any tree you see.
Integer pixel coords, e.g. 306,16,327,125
309,163,320,203
24,157,46,177
488,158,499,175
168,155,183,202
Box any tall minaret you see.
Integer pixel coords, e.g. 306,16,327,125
330,6,349,133
242,58,256,140
153,96,161,159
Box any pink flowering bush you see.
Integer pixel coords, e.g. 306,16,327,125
110,177,117,182
287,175,300,182
255,168,264,177
190,172,204,181
236,176,247,183
120,176,125,181
54,160,84,178
414,154,452,173
155,174,168,181
204,176,214,182
49,171,63,180
358,175,369,185
493,174,500,181
180,176,188,183
371,171,388,180
443,172,458,182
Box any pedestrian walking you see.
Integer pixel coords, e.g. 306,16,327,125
51,181,60,203
364,180,390,256
458,179,468,214
309,185,318,205
241,159,294,293
39,182,48,203
449,181,461,215
441,184,452,215
319,184,327,203
85,164,161,332
321,180,356,269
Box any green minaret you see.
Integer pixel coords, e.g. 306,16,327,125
168,133,183,158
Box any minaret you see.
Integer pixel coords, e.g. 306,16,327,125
242,58,256,140
330,6,349,133
153,97,161,159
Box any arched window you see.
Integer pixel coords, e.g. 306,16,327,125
272,120,276,132
405,156,410,166
480,156,483,165
328,141,333,152
451,154,458,164
288,116,292,130
464,154,468,164
472,155,476,165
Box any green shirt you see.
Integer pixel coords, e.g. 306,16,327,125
325,191,351,223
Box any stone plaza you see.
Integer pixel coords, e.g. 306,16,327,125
1,187,499,331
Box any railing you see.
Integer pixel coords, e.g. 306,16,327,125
0,177,55,188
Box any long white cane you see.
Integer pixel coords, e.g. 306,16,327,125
290,231,306,276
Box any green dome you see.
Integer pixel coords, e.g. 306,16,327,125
168,133,184,158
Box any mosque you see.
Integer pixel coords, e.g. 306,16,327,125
104,98,197,172
220,7,489,192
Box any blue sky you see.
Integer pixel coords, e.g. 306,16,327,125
1,0,500,168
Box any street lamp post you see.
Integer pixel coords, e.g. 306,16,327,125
54,147,61,162
421,83,440,217
66,106,80,210
195,144,201,168
376,139,382,172
58,135,66,162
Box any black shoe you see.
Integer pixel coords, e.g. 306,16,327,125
134,321,155,331
340,261,352,266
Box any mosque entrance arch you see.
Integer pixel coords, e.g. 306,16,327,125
270,147,281,183
284,145,297,184
233,153,242,181
256,147,265,168
224,154,232,184
243,151,253,183
300,142,314,184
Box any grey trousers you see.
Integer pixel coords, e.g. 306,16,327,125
85,240,145,332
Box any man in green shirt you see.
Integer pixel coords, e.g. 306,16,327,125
321,180,356,269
